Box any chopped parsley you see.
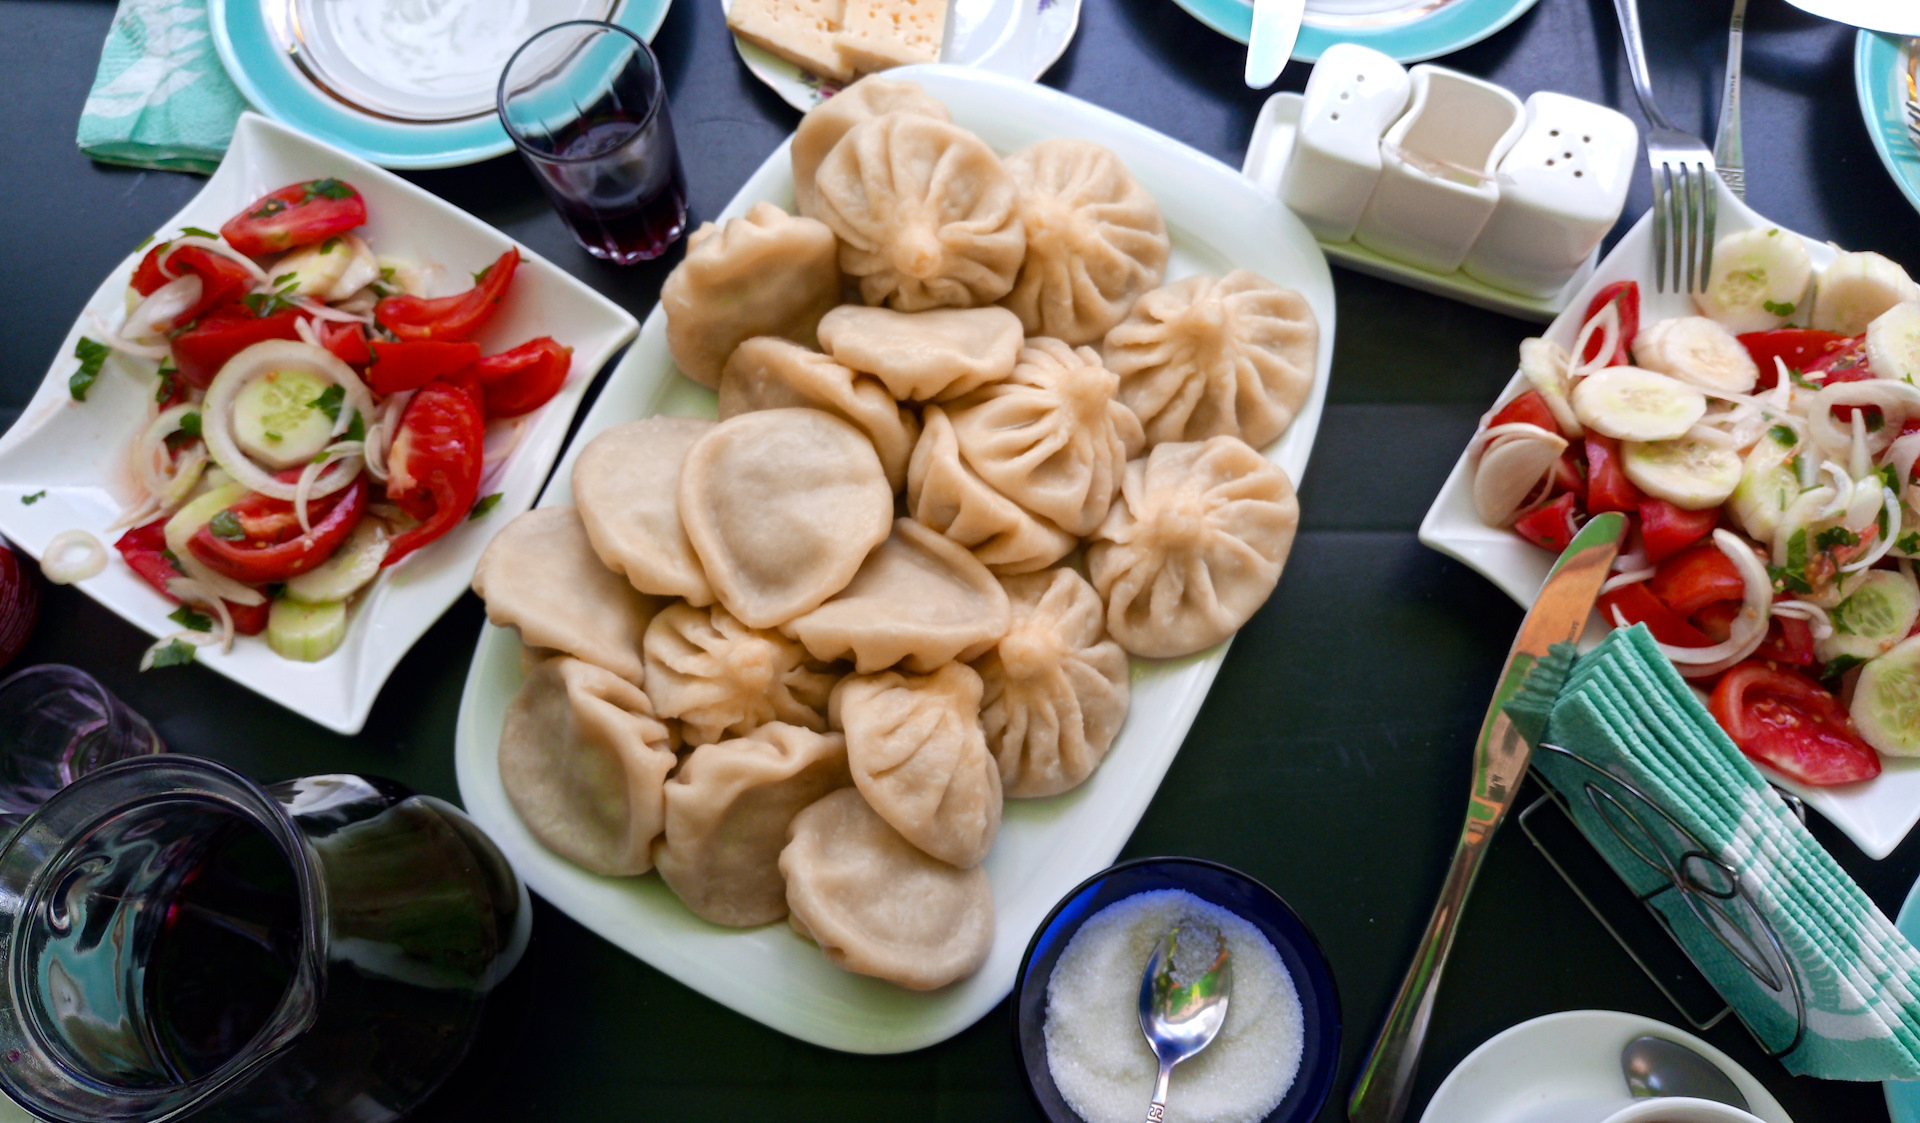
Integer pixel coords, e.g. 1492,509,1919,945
1881,463,1902,493
1821,654,1866,685
1868,410,1886,433
1815,527,1860,552
343,410,366,443
155,359,177,404
271,271,297,287
134,233,156,252
304,178,355,201
309,384,345,423
1789,367,1818,390
146,639,197,669
468,493,504,521
472,263,493,284
1900,531,1920,554
20,491,45,506
264,430,283,443
250,197,289,220
1769,424,1797,447
321,236,342,254
178,226,219,240
167,606,213,632
371,265,399,297
70,337,111,401
178,411,202,439
159,548,185,575
207,510,245,541
1769,527,1813,595
1763,300,1796,317
242,273,301,317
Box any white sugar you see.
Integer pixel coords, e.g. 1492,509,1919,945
1043,889,1304,1123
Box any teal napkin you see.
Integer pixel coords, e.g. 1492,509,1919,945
76,0,249,174
1526,624,1920,1083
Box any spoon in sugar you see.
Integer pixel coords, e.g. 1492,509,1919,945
1138,918,1233,1121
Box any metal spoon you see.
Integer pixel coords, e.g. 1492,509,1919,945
1138,919,1233,1122
1620,1035,1751,1111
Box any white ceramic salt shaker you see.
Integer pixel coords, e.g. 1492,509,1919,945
1278,43,1412,243
1353,65,1526,274
1461,92,1640,297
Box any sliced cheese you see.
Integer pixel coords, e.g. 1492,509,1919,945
835,0,946,74
728,0,854,82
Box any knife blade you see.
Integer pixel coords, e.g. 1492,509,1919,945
1347,511,1626,1123
1245,0,1306,89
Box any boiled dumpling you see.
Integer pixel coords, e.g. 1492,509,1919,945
813,113,1026,312
1088,437,1300,658
906,405,1078,574
471,506,660,685
679,408,894,629
973,568,1130,798
830,662,1002,868
655,723,852,927
785,518,1011,673
791,76,952,220
781,787,994,990
944,338,1146,536
499,656,677,876
816,305,1024,401
1001,139,1170,346
661,201,842,389
1102,270,1319,450
719,337,920,491
571,417,715,606
643,603,838,747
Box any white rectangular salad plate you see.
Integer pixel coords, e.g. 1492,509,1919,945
451,64,1336,1053
0,112,638,735
1418,183,1920,862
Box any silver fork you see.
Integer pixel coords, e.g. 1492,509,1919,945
1612,0,1718,293
1714,0,1747,198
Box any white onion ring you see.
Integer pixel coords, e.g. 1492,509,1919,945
42,530,107,584
1886,432,1920,493
1469,422,1563,463
294,316,322,348
1772,600,1836,640
201,340,372,502
294,298,373,325
162,576,237,653
1567,300,1621,382
1816,463,1853,521
1641,531,1774,677
1809,380,1920,457
86,311,171,361
1842,489,1903,574
125,275,202,342
1600,568,1657,594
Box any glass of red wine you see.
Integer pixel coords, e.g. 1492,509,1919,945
498,20,689,263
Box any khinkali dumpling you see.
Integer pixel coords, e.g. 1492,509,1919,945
471,506,660,685
679,408,894,628
1102,270,1319,450
1088,437,1300,658
944,338,1146,536
781,788,994,990
786,518,1011,673
1001,140,1170,346
906,406,1078,575
662,202,842,389
643,603,838,747
813,113,1026,312
816,305,1023,401
719,337,920,491
973,568,1130,798
792,76,952,220
655,723,851,927
830,663,1002,868
571,417,715,606
499,656,677,876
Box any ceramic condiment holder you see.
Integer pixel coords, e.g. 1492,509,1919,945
1278,42,1413,243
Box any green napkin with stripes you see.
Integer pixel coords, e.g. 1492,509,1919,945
76,0,248,174
1525,624,1920,1082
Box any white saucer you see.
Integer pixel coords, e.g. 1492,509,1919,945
1421,1010,1791,1123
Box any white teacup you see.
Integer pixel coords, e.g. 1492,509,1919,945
1602,1096,1768,1123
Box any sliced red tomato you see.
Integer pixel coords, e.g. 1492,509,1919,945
229,600,270,637
1598,582,1713,647
1584,434,1643,515
1648,542,1746,617
477,337,573,418
1758,613,1816,666
1513,493,1580,553
366,340,483,395
1708,661,1881,785
375,249,519,342
114,520,184,600
1580,281,1639,366
1809,336,1872,380
169,306,305,390
220,179,367,257
383,383,485,567
1639,498,1718,564
130,245,256,328
1486,390,1563,437
187,476,368,585
317,321,371,367
1550,451,1586,504
1742,329,1849,389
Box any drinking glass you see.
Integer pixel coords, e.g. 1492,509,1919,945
0,665,163,821
498,20,689,263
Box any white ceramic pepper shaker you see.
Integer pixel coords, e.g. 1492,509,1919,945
1278,43,1413,243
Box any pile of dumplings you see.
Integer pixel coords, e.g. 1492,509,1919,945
472,76,1320,992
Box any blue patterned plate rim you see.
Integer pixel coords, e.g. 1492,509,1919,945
207,0,672,170
1886,869,1920,1117
1856,30,1920,219
1166,0,1539,61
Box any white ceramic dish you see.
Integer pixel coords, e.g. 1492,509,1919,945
0,112,639,736
1421,1009,1790,1123
1244,91,1595,323
452,64,1335,1053
720,0,1081,112
1418,183,1920,862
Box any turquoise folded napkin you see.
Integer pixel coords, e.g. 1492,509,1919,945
77,0,248,174
1525,624,1920,1082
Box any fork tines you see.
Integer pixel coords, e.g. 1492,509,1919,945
1650,155,1717,295
1906,98,1920,150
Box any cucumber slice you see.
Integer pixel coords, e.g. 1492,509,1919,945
1621,436,1741,509
1569,366,1705,441
233,368,334,470
1693,227,1813,333
285,521,388,604
1726,430,1800,541
1816,569,1920,665
1851,635,1920,757
164,481,249,559
267,598,347,662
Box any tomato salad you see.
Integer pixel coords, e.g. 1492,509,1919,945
56,178,572,668
1472,226,1920,788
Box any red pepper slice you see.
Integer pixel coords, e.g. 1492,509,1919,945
1647,542,1747,618
1709,661,1881,785
1597,583,1713,648
1639,498,1718,564
383,383,485,567
168,306,305,390
317,320,371,367
220,179,368,257
1512,493,1580,553
375,249,519,342
366,340,483,395
478,337,573,418
1584,434,1643,515
131,245,256,329
1741,329,1850,389
187,476,368,585
1580,281,1639,366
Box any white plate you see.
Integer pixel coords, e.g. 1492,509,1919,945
1241,91,1596,324
1421,1009,1790,1123
0,112,638,736
451,64,1335,1053
1418,183,1920,862
721,0,1081,112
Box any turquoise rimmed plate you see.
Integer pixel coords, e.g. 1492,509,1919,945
1856,30,1920,218
1170,0,1538,62
207,0,672,169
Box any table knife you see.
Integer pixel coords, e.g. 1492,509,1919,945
1245,0,1306,89
1346,511,1627,1123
